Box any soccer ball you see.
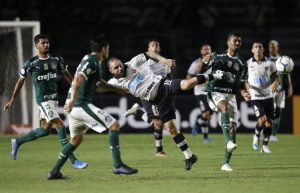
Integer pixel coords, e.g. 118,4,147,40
275,56,294,73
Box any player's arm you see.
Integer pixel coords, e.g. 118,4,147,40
145,51,176,68
240,81,251,101
196,54,211,73
271,72,280,92
286,74,293,97
62,69,73,85
96,79,128,95
3,77,25,111
64,74,85,113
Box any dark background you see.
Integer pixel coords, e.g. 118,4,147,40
0,0,298,133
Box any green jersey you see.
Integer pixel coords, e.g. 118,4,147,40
205,52,247,94
70,54,102,106
19,54,66,105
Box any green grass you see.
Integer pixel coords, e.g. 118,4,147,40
0,134,300,193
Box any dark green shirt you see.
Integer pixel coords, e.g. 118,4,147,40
20,54,66,105
205,52,247,94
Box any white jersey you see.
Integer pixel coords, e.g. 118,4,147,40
247,57,277,100
146,58,171,78
187,58,211,95
108,54,162,101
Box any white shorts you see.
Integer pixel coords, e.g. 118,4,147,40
68,103,116,137
274,91,285,109
207,92,239,123
38,100,60,122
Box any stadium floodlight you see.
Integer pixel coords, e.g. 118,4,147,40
0,19,40,133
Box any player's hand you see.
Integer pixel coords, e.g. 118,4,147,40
3,100,13,111
64,101,74,114
164,59,176,68
212,70,225,80
201,54,211,64
271,81,279,92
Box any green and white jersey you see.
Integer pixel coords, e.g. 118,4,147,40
19,54,66,105
205,52,247,94
68,54,101,106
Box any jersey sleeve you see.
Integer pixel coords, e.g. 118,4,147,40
240,60,248,81
206,52,217,69
125,53,147,70
187,59,199,75
78,61,97,80
57,55,67,72
19,60,30,78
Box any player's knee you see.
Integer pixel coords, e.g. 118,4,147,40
202,111,210,120
265,119,272,128
152,119,162,129
110,121,120,131
258,116,266,127
71,135,83,146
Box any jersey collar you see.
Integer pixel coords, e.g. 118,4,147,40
226,53,238,59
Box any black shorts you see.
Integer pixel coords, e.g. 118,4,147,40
195,95,211,113
141,100,159,123
251,98,274,119
151,78,183,124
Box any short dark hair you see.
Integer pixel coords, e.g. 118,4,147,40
147,38,159,45
227,32,242,40
90,34,109,52
34,34,48,44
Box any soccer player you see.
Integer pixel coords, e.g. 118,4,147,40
186,44,213,143
3,34,87,169
47,35,137,180
200,32,250,171
268,40,293,142
125,39,171,157
107,54,224,171
247,41,279,153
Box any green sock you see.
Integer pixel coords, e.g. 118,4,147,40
221,113,231,143
51,142,77,174
16,128,49,145
224,134,236,164
108,130,123,168
56,127,76,163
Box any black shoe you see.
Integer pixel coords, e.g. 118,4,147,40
47,172,68,180
185,154,197,170
113,164,138,175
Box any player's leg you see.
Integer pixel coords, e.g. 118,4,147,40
164,120,197,170
51,117,88,169
251,100,265,151
222,122,237,172
11,116,50,160
261,98,275,153
271,91,285,141
152,118,166,157
201,110,212,143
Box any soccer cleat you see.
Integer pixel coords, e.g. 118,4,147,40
203,137,212,143
269,135,279,142
47,172,68,180
124,103,140,118
185,154,197,170
221,163,233,172
261,145,272,154
113,164,138,175
11,138,20,160
72,160,88,169
155,151,167,157
226,140,237,153
252,135,259,151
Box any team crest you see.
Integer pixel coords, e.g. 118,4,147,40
227,61,233,68
234,63,239,71
50,62,57,70
105,116,112,123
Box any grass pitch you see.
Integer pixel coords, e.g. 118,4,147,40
0,133,300,193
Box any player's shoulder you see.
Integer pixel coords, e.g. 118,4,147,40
49,53,64,61
25,55,39,66
211,51,226,59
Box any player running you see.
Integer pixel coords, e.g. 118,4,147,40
268,40,293,142
247,41,279,153
3,34,87,169
186,44,213,143
199,32,250,171
47,35,137,180
106,52,225,171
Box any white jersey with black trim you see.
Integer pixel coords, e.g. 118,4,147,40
146,58,171,78
247,57,276,100
108,54,162,101
187,57,211,95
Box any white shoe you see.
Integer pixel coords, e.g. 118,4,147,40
221,163,233,172
226,140,237,152
261,145,272,154
269,135,279,142
252,135,259,151
124,103,140,117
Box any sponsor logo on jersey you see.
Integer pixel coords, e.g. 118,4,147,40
44,93,57,100
144,82,156,98
37,72,57,81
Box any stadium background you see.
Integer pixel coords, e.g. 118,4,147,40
0,0,299,133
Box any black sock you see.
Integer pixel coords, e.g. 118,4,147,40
154,128,163,153
255,124,263,138
263,126,272,145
